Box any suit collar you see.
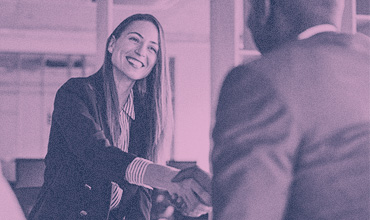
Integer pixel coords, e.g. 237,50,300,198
298,24,338,40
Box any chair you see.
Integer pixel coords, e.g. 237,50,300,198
13,158,45,218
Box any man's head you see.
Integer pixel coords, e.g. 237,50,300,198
247,0,345,54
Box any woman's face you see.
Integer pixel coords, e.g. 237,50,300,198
108,20,159,81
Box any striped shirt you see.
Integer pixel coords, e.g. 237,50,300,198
110,90,153,210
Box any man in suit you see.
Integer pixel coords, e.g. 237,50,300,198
211,0,370,219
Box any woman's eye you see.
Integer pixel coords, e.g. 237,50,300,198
149,46,158,54
129,37,139,42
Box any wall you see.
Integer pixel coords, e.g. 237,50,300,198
0,0,96,54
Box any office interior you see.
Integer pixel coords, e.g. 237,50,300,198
0,0,369,218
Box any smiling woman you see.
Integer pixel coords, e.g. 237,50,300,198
27,13,211,220
108,20,159,89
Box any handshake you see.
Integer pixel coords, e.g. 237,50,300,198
167,166,212,217
144,163,212,217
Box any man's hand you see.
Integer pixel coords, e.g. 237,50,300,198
169,166,212,217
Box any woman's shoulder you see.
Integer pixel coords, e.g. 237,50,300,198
59,72,101,95
56,72,103,103
58,77,90,95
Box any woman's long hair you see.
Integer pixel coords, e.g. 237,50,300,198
100,14,173,162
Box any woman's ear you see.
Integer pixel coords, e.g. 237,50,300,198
107,36,116,53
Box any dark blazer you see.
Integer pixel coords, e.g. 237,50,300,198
28,71,152,220
212,32,370,219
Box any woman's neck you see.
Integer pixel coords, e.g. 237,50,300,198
113,68,135,108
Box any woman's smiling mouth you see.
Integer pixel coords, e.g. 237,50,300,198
126,57,144,68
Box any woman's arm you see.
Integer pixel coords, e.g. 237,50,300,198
52,78,136,185
55,78,211,217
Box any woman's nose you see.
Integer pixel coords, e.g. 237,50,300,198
135,44,146,57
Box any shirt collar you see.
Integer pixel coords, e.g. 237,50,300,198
121,89,135,120
298,24,338,40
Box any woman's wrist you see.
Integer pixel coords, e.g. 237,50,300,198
143,163,180,190
125,158,153,189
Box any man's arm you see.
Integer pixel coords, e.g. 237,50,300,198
211,66,298,219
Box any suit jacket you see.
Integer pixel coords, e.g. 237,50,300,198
28,71,152,220
212,32,370,219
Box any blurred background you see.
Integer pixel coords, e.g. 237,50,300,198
0,0,368,219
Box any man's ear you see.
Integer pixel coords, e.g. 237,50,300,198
107,36,116,53
248,0,272,27
248,0,272,29
259,0,272,25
